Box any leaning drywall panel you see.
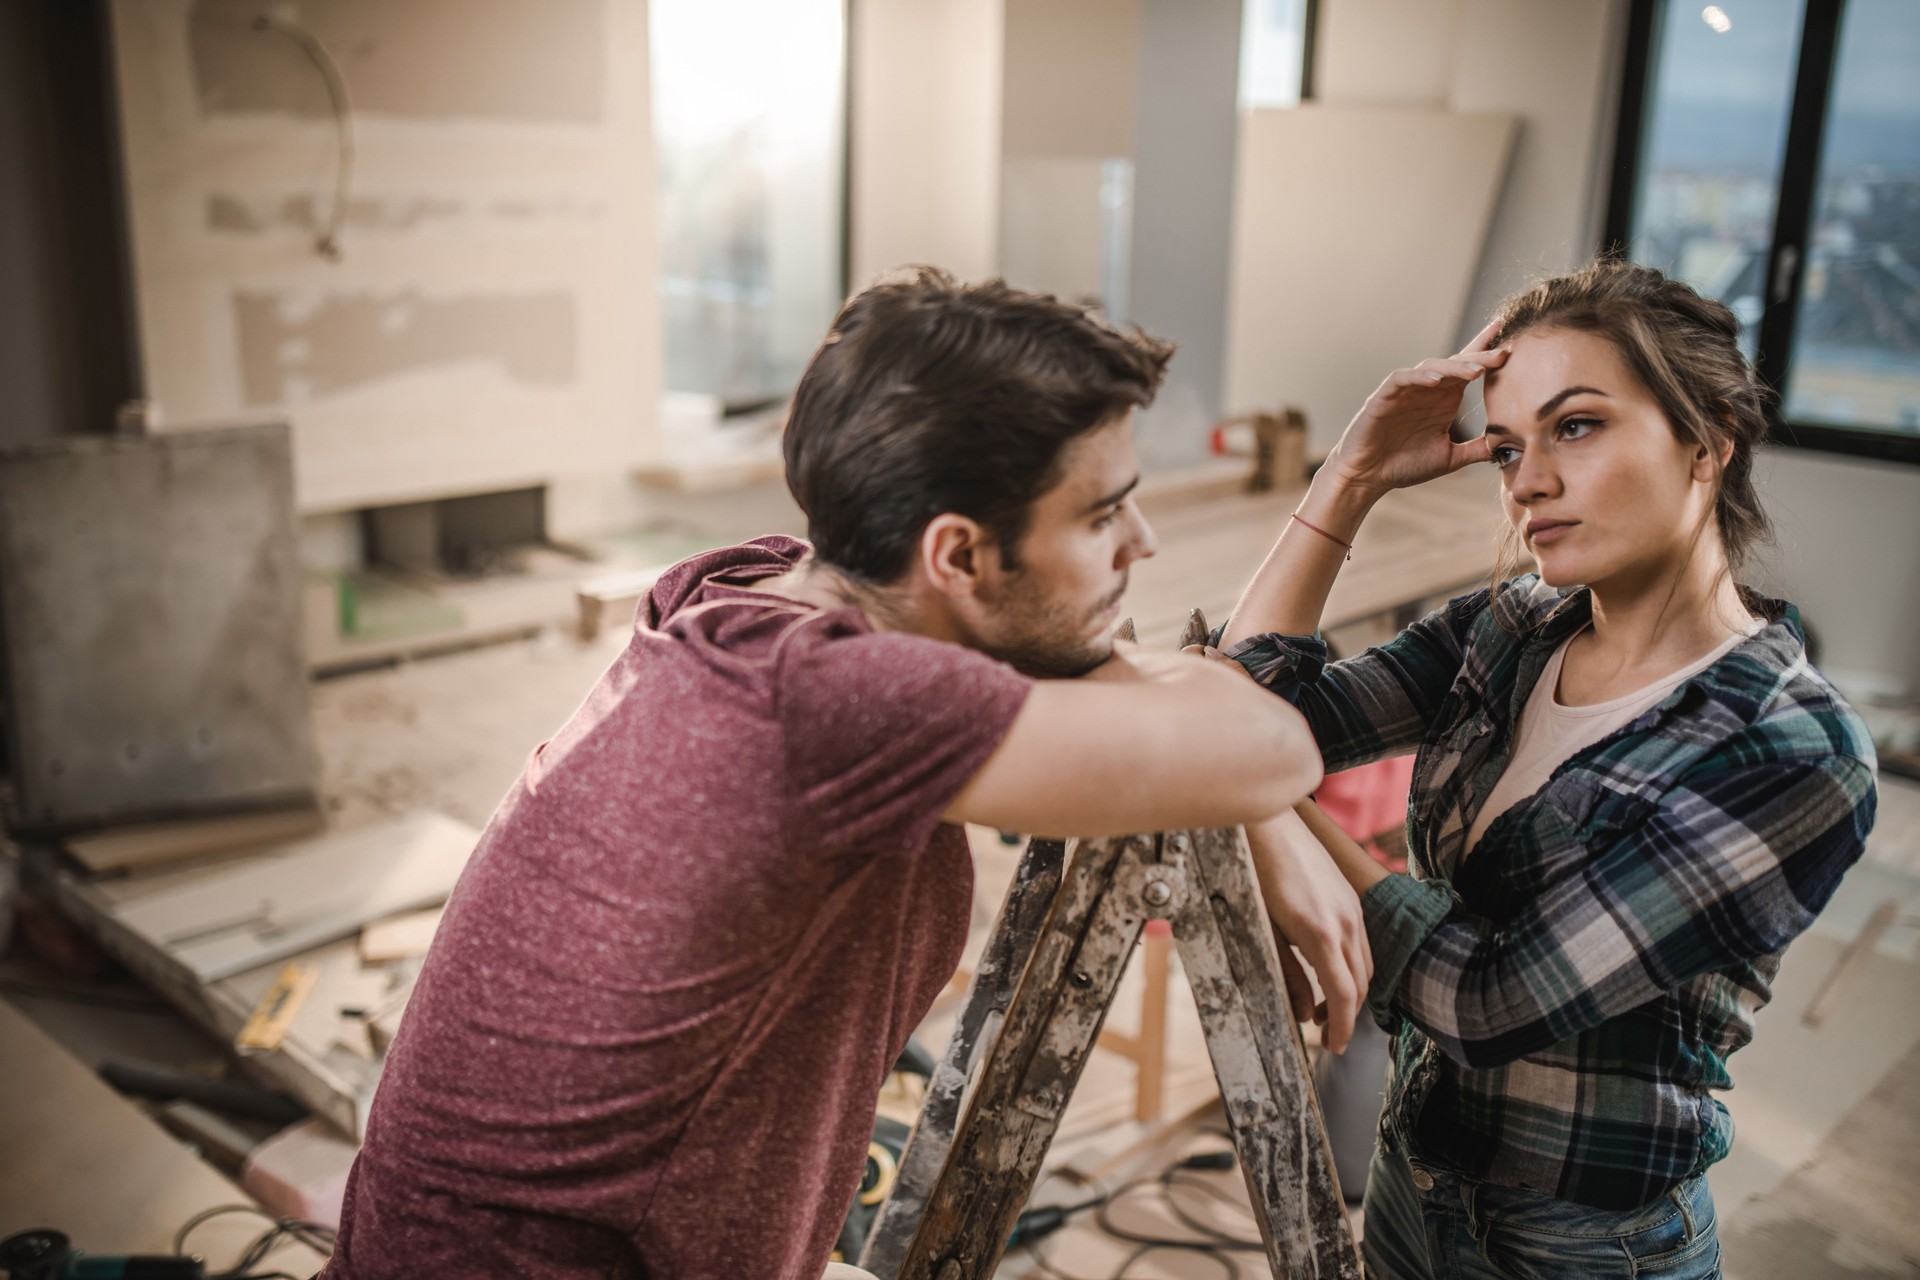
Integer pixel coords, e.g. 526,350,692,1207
0,425,318,830
1221,106,1515,454
107,0,661,516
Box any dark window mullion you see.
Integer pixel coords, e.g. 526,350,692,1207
1753,0,1846,402
1601,0,1661,256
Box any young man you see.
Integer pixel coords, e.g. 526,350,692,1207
320,269,1325,1280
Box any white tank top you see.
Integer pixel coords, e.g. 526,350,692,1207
1464,623,1761,855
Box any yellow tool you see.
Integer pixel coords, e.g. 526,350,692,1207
235,962,319,1054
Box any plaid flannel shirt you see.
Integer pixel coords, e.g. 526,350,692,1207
1226,575,1878,1210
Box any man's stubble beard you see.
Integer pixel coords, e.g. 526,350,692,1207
978,571,1126,679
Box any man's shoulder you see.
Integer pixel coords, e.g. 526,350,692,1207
774,621,1028,707
648,535,810,620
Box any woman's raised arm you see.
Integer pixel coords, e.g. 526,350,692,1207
1220,323,1507,648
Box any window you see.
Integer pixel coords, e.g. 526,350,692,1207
649,0,846,407
1239,0,1317,110
1608,0,1920,462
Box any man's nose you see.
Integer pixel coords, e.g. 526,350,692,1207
1125,503,1158,563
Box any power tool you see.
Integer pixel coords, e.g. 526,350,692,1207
0,1230,205,1280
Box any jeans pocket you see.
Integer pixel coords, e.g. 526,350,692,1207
1624,1181,1720,1277
1473,1179,1715,1280
1480,1219,1640,1280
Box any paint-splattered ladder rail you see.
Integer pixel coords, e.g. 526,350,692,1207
860,609,1361,1280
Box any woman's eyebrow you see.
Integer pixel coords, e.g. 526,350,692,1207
1536,386,1606,419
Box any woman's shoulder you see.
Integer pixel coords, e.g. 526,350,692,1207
1707,608,1879,772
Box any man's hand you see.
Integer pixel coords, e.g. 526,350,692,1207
1244,809,1373,1053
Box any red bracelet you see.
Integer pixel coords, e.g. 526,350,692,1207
1290,511,1354,560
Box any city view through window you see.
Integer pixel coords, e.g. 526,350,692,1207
1629,0,1920,438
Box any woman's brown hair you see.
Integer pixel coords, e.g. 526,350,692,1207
1485,258,1775,614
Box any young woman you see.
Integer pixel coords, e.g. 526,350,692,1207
1224,260,1878,1278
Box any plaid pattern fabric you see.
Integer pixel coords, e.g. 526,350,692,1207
1225,576,1878,1209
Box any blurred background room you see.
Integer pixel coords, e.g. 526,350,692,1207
1,1,1916,1277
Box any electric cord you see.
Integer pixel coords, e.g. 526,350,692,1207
249,15,356,261
1158,1171,1263,1250
1017,1148,1261,1280
173,1204,335,1280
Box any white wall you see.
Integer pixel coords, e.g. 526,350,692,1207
848,0,1004,289
108,0,661,541
1444,0,1628,345
1754,449,1920,696
997,0,1139,306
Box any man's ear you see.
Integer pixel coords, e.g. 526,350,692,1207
918,513,996,601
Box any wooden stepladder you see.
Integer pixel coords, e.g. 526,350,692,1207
860,612,1361,1280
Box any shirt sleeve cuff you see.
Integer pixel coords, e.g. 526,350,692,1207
1213,628,1329,693
1361,873,1458,1032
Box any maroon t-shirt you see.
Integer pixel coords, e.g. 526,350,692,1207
321,537,1032,1279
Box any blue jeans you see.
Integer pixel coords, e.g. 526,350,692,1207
1362,1146,1721,1279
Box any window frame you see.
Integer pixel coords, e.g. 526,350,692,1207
1604,0,1920,467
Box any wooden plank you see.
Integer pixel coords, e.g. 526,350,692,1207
358,906,445,962
1125,469,1502,649
235,962,320,1054
112,810,478,983
24,846,382,1138
63,805,327,875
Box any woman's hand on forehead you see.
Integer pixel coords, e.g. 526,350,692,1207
1322,321,1509,497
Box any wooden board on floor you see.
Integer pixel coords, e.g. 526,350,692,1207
63,805,328,875
358,906,445,963
112,811,478,983
25,810,477,1136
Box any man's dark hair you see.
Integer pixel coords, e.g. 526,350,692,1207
783,267,1175,584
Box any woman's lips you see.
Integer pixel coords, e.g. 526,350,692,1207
1527,519,1578,546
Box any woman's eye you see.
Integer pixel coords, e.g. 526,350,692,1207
1093,510,1119,529
1491,446,1520,469
1559,417,1600,441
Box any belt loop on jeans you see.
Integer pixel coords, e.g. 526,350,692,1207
1463,1178,1486,1243
1671,1182,1697,1244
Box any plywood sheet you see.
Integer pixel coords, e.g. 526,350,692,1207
113,811,478,983
1222,105,1517,454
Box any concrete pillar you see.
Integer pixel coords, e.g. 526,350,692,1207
1125,0,1243,469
